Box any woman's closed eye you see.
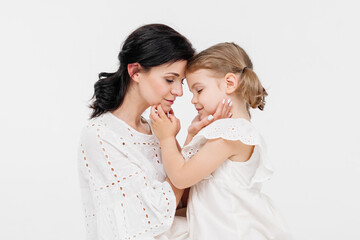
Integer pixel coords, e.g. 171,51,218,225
197,89,203,94
166,79,174,83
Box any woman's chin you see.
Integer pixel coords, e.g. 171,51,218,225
160,103,172,113
151,102,171,113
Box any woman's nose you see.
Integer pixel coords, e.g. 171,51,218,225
171,81,183,97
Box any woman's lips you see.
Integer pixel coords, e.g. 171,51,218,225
196,107,203,113
165,99,174,105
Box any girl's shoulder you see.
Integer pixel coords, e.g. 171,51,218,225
182,118,263,162
196,118,261,145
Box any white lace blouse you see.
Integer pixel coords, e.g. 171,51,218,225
78,112,177,240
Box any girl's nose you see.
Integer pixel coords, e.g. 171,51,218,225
191,95,197,104
171,81,183,97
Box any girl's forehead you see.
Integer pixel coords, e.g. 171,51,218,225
187,68,211,76
186,73,204,89
187,70,219,90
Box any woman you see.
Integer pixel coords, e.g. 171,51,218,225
78,24,194,239
78,24,229,239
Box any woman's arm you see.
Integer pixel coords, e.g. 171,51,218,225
184,134,195,146
165,178,183,206
169,139,185,206
79,125,177,238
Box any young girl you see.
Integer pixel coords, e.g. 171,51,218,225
150,42,290,239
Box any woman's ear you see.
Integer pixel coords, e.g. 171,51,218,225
128,63,142,83
224,73,239,94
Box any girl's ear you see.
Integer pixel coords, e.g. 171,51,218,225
224,73,239,94
128,63,142,83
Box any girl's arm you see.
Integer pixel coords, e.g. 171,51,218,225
150,105,240,189
159,137,236,189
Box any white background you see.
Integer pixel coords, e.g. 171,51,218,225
1,0,359,239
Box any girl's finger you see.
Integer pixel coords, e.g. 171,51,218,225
168,113,177,123
150,105,160,121
169,114,180,128
157,104,168,119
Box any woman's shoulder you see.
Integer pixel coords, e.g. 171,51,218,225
80,112,157,146
79,112,124,142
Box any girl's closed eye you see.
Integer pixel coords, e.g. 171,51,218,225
197,89,203,94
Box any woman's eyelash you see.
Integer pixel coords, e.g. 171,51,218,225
166,79,174,83
197,89,203,94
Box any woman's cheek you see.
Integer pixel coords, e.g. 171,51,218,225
152,81,170,103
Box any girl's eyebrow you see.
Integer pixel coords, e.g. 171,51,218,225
190,82,201,90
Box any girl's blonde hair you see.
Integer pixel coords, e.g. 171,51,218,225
187,42,267,112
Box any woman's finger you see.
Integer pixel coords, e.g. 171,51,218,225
221,98,232,117
213,99,225,119
220,99,228,116
198,114,214,129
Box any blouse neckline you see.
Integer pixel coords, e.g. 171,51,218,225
106,112,155,138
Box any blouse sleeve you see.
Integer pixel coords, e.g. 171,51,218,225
78,124,176,240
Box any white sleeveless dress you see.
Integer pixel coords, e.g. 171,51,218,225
182,118,291,240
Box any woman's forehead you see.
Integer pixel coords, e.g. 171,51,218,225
151,60,187,76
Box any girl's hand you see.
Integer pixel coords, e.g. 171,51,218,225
188,98,232,137
168,108,181,136
150,105,180,141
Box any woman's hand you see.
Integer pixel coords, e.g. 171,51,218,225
150,104,180,142
188,98,232,137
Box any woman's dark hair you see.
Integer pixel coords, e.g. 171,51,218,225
89,24,195,118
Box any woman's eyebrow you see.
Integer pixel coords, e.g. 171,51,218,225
165,72,180,77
